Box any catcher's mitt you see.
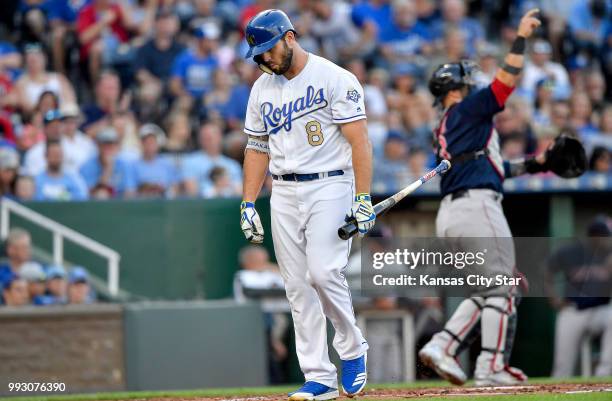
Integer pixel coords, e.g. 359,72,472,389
543,135,587,178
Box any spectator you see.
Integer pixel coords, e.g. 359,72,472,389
23,109,65,175
202,69,250,130
45,265,68,304
549,100,571,132
34,139,88,200
0,147,20,197
546,217,612,377
2,275,30,306
386,65,434,149
0,37,22,82
308,0,364,63
379,0,433,66
407,146,428,180
233,244,288,384
48,0,91,75
567,0,611,61
0,228,35,288
601,104,612,135
431,0,483,57
475,42,500,84
590,146,611,173
203,166,239,198
520,39,571,102
533,78,555,128
17,90,58,152
79,127,135,198
495,98,537,155
224,130,248,165
373,131,410,194
77,0,133,80
14,43,76,114
17,0,53,45
15,175,36,201
81,69,122,133
134,9,184,120
170,23,220,111
183,122,241,197
59,103,97,172
19,261,47,304
585,71,607,115
68,266,94,304
161,112,193,155
569,92,599,137
132,123,178,197
351,0,392,43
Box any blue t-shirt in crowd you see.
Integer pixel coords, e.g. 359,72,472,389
351,1,392,34
0,41,22,81
182,153,242,195
171,49,218,98
568,0,611,44
132,157,179,191
48,0,91,23
34,171,88,201
134,39,185,80
206,83,250,121
79,156,136,195
380,21,432,55
0,264,14,290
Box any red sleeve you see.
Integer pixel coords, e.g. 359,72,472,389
76,6,94,36
490,78,514,107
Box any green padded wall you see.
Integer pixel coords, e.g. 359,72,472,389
15,198,273,300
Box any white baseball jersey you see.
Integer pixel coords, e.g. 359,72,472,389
244,53,366,175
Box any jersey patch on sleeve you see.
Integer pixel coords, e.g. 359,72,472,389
346,89,361,103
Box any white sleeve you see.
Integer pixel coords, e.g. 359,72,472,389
330,72,367,124
244,83,267,136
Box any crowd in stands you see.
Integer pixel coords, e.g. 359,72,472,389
0,0,608,199
0,227,96,306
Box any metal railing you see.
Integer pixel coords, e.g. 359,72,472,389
0,198,121,296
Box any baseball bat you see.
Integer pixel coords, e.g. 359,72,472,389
338,160,451,240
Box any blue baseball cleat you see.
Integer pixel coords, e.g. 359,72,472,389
341,354,367,397
288,381,339,401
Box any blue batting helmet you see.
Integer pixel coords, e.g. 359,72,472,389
244,9,295,59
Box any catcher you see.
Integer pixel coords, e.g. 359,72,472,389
418,8,587,386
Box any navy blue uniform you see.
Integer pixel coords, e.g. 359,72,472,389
435,80,512,197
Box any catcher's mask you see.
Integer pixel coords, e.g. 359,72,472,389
429,60,481,107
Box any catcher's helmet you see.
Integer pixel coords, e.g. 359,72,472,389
244,9,295,59
428,60,480,104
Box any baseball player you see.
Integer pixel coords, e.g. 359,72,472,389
417,9,544,386
239,9,374,401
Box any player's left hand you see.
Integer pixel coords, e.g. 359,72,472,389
346,193,376,237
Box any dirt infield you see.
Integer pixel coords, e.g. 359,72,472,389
123,383,612,401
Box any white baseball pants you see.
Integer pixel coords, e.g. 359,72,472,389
270,174,368,387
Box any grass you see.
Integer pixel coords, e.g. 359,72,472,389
4,378,611,401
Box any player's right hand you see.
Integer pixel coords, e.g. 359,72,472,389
517,8,541,38
240,201,264,243
346,193,376,238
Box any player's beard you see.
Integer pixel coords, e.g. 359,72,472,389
273,40,293,75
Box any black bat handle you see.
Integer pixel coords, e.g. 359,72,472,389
337,201,391,240
338,219,358,240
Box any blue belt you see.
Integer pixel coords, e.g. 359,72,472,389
272,170,344,182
